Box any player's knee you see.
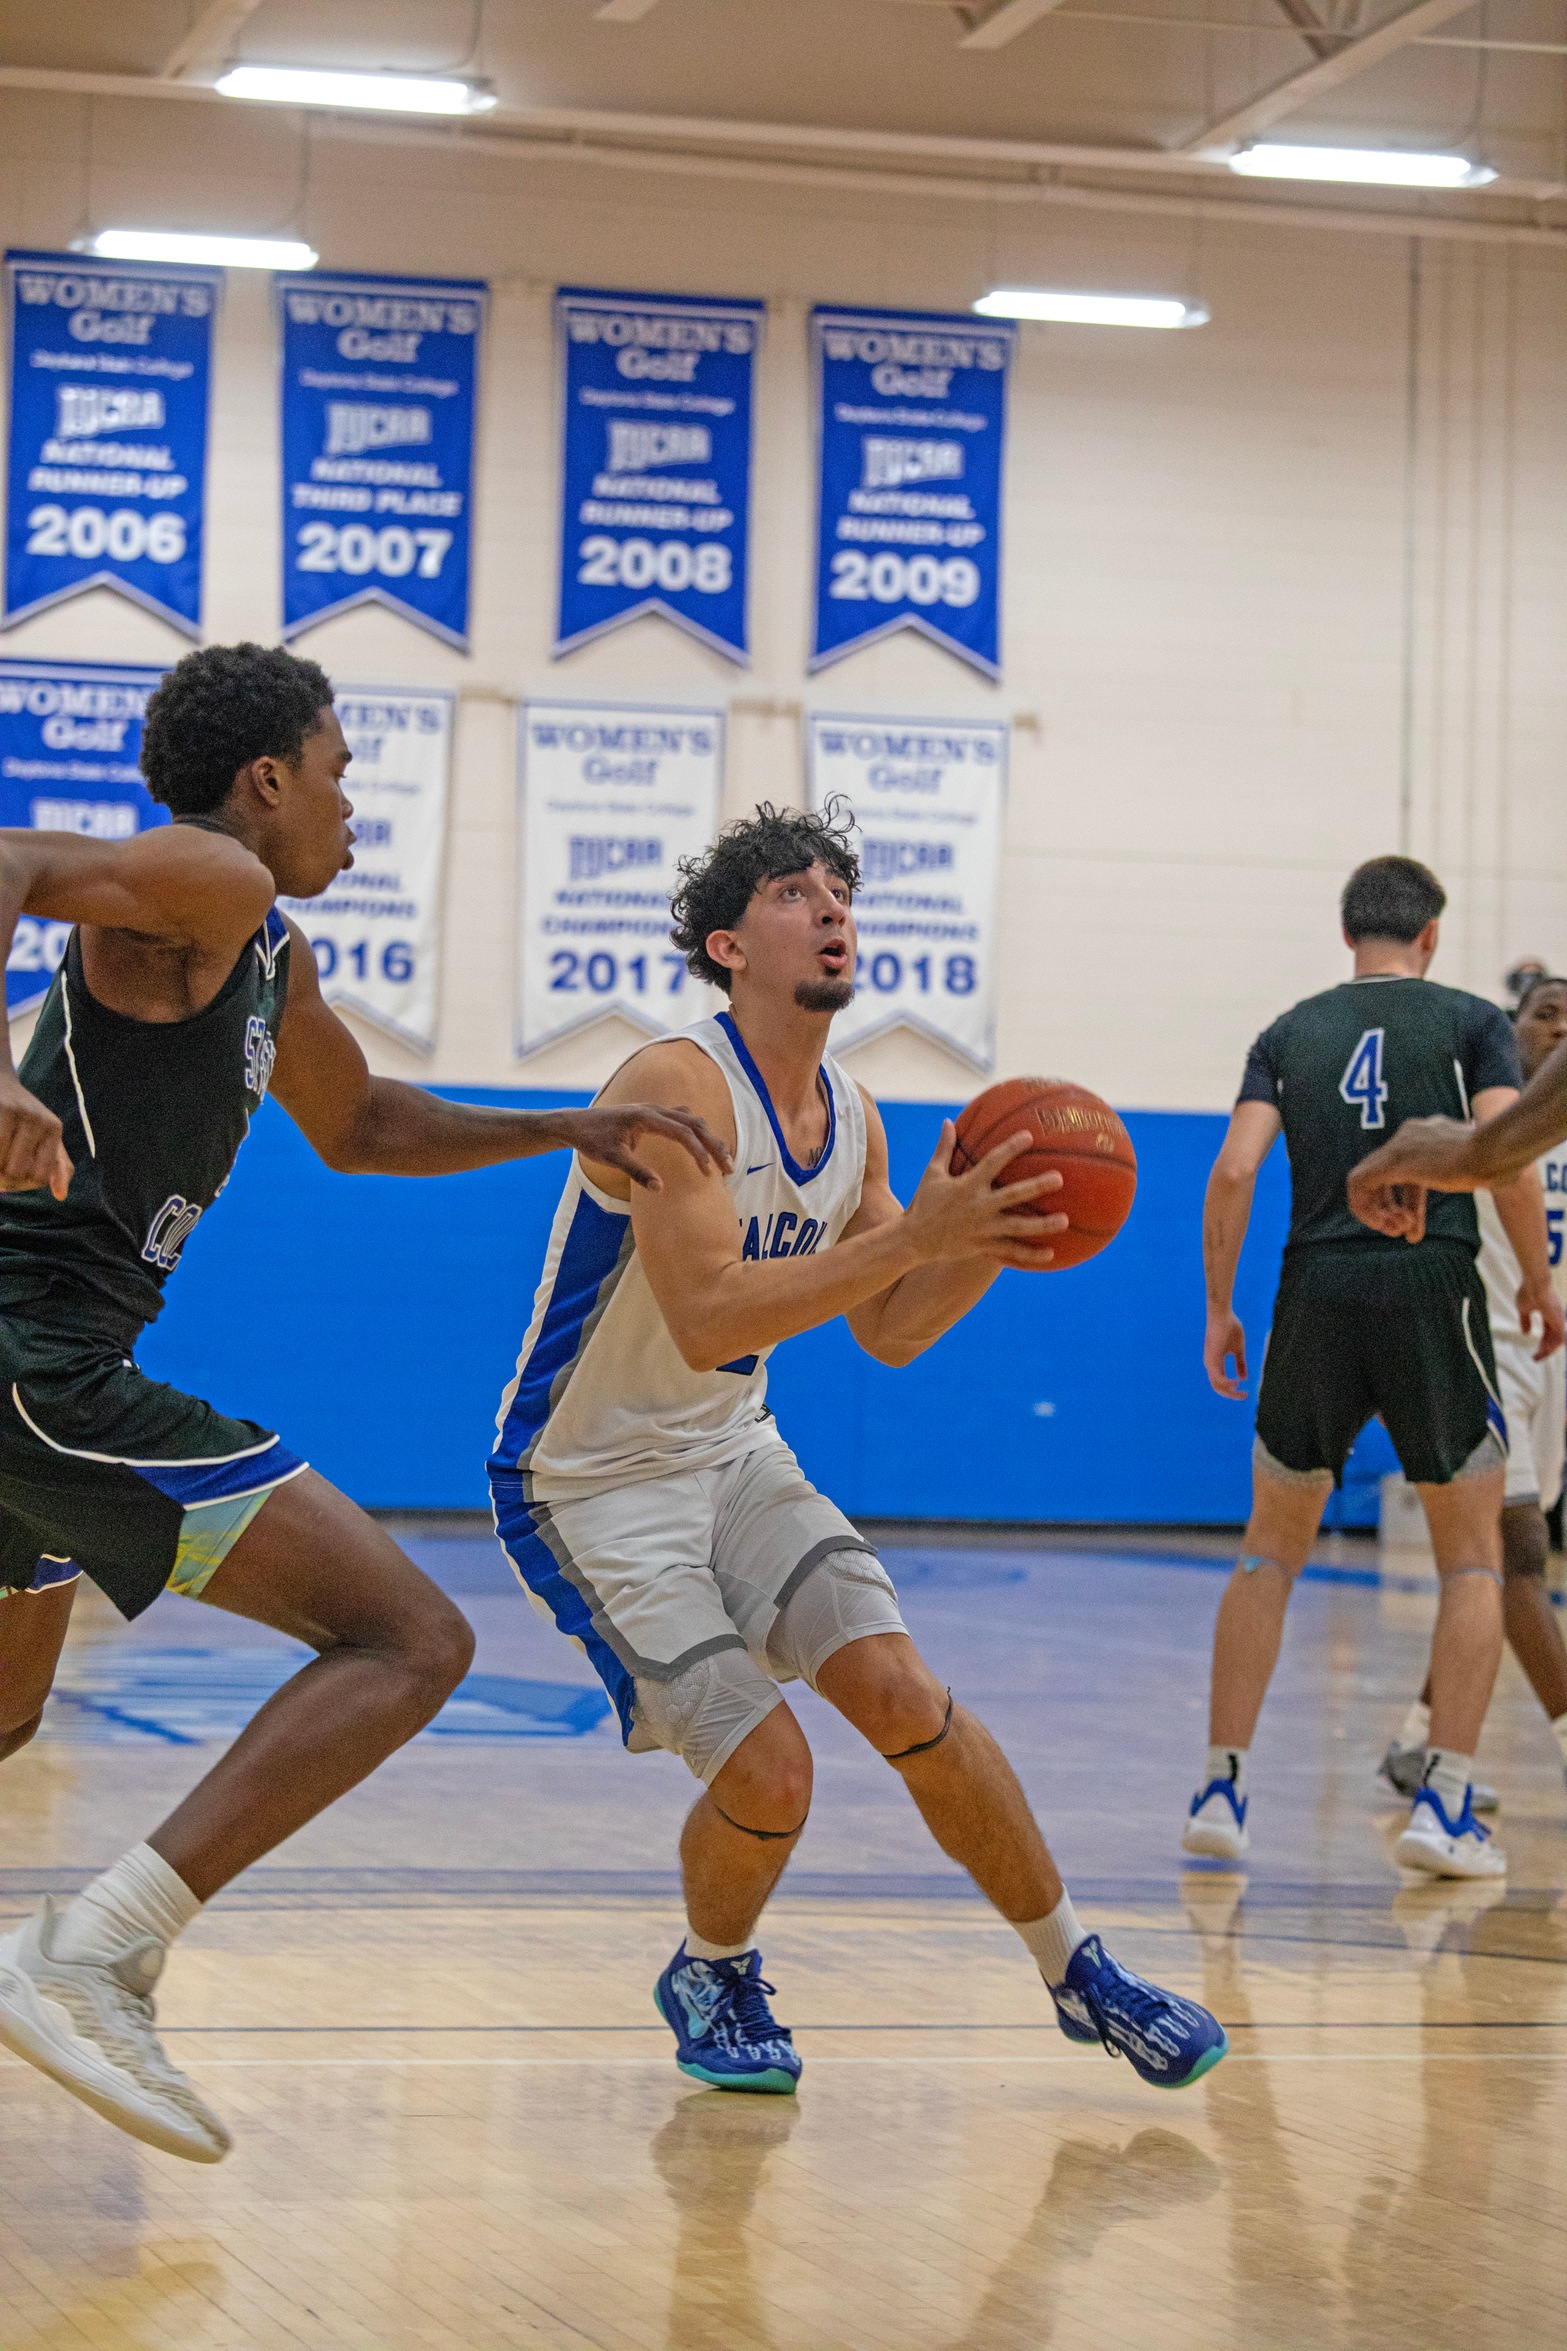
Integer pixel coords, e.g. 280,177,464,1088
825,1638,947,1758
1502,1506,1549,1582
711,1709,812,1831
395,1592,475,1705
0,1709,43,1759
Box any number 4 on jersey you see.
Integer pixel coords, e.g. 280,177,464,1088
1339,1027,1389,1130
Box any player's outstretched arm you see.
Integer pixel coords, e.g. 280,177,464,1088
1350,1044,1567,1238
1201,1102,1281,1399
605,1052,1060,1372
0,824,274,1197
268,923,729,1185
843,1091,1067,1367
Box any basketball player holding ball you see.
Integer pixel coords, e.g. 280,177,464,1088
488,803,1225,2096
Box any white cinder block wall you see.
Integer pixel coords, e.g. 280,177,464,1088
3,93,1564,1109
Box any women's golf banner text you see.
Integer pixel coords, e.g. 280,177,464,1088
554,288,763,665
0,658,170,1014
806,712,1007,1069
279,687,453,1052
517,698,723,1054
277,271,486,649
810,305,1014,680
5,251,219,634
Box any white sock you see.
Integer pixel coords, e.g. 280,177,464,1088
684,1929,755,1964
52,1844,202,1965
1204,1744,1247,1797
1398,1700,1432,1750
1422,1749,1473,1819
1014,1890,1087,1988
1551,1712,1567,1768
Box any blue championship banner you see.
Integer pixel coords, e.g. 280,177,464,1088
5,250,220,635
277,270,486,649
810,304,1015,679
0,658,169,1014
555,287,764,665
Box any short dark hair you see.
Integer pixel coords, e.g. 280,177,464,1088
140,642,333,816
1340,855,1446,944
1515,974,1567,1019
671,801,859,993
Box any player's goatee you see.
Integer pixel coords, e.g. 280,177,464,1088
795,978,854,1012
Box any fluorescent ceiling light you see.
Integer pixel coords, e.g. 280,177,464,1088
216,65,497,115
1229,144,1495,189
974,288,1208,330
82,230,319,270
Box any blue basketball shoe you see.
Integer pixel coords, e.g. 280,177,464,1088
655,1946,802,2094
1048,1935,1228,2088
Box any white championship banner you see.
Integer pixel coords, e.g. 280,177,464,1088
806,711,1007,1070
517,697,723,1055
282,686,453,1052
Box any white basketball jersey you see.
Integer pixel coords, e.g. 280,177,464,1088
1478,1136,1567,1344
490,1012,868,1499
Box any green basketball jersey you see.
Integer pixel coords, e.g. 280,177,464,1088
1238,975,1520,1257
0,906,291,1338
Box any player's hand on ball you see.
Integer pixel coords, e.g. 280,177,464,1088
904,1121,1068,1267
1204,1308,1249,1400
560,1102,733,1188
0,1070,71,1198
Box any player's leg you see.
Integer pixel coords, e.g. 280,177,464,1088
801,1610,1226,2090
1377,1249,1509,1878
139,1470,474,1895
0,1562,79,1758
0,1473,472,2161
1500,1347,1567,1773
1184,1262,1359,1860
493,1461,807,2095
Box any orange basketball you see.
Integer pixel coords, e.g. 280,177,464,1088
951,1077,1137,1271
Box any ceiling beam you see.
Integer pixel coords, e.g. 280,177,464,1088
159,0,268,82
1269,0,1347,63
1182,0,1481,154
956,0,1072,49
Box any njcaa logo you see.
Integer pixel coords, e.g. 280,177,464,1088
244,1015,276,1099
142,1194,202,1272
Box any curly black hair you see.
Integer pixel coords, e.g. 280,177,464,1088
140,642,334,815
671,801,859,993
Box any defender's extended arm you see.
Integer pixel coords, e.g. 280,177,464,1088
269,922,730,1186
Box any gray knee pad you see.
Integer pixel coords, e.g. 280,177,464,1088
630,1646,784,1786
766,1548,908,1689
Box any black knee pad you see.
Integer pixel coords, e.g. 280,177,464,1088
710,1797,808,1842
883,1688,954,1763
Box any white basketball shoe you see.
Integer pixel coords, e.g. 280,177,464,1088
0,1897,230,2161
1394,1786,1506,1881
1181,1775,1249,1863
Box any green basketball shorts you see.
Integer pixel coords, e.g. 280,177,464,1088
1254,1241,1506,1489
0,1314,307,1620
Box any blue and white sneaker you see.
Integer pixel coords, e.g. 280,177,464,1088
655,1945,802,2094
1049,1935,1228,2089
1181,1776,1249,1862
1394,1785,1506,1880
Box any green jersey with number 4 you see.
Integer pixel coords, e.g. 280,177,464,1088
1237,975,1521,1258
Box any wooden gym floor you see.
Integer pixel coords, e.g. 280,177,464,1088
2,1526,1564,2351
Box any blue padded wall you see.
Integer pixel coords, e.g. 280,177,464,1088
138,1087,1290,1520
